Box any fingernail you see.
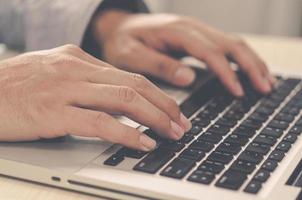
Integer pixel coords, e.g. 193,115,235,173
262,78,272,93
170,120,185,139
234,81,244,96
180,113,192,131
174,67,196,85
139,134,156,151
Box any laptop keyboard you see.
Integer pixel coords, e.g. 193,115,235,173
104,76,302,194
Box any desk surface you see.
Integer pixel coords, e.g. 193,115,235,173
0,34,302,200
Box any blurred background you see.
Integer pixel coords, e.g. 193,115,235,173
145,0,302,37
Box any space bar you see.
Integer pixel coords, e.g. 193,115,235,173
133,148,175,174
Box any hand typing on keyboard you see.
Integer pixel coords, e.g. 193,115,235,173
0,45,191,151
94,11,276,96
104,77,302,195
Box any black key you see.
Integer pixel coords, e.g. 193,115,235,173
216,118,237,127
161,140,185,152
295,118,302,126
160,157,195,179
233,126,256,137
216,169,247,190
249,112,268,123
179,148,205,161
133,148,175,173
104,154,124,166
188,124,203,135
276,141,292,152
198,109,218,120
189,140,215,152
117,148,146,159
179,134,195,144
232,100,251,112
198,160,224,174
230,160,256,174
191,117,210,127
223,110,244,121
244,180,262,194
289,125,302,135
198,131,222,143
241,119,263,129
290,100,302,108
283,133,298,143
284,78,300,86
253,169,270,182
255,107,274,116
281,106,300,115
274,113,295,122
246,142,270,155
238,151,263,164
268,150,285,162
144,129,162,142
207,98,230,111
261,127,283,138
260,100,280,109
268,120,289,130
207,151,233,164
188,170,215,184
225,134,249,146
208,124,230,135
254,134,277,146
261,159,278,172
267,93,285,103
216,142,242,154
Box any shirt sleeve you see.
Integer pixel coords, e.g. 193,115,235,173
24,0,103,51
0,0,149,52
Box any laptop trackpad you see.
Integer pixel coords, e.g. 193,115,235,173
0,136,112,173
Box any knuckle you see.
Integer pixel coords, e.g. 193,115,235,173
61,44,82,54
233,37,248,49
93,112,107,134
130,73,150,90
118,86,138,103
208,46,225,56
51,54,79,70
166,98,180,115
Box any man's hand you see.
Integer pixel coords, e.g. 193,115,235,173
0,45,191,151
93,11,276,96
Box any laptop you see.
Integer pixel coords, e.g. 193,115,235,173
0,66,301,200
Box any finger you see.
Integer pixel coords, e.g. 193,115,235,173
68,83,185,140
193,27,274,93
64,106,156,151
117,39,196,86
226,40,272,93
87,68,191,130
161,31,244,96
240,45,277,87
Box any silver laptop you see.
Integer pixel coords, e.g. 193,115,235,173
0,67,301,200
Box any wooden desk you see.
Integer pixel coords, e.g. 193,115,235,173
0,34,302,200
